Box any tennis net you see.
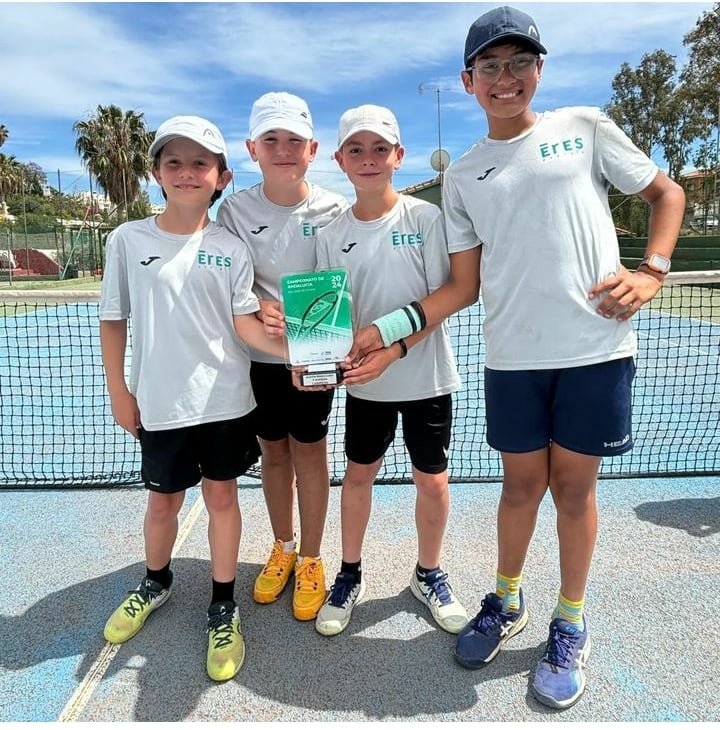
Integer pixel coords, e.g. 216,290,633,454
1,271,718,488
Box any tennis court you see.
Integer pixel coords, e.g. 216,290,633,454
0,276,718,721
1,475,718,722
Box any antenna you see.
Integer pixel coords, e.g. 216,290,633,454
418,82,455,192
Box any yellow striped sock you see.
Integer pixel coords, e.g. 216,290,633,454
553,592,585,627
495,571,522,611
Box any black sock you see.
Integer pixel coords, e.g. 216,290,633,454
211,578,236,606
146,562,173,590
416,563,440,582
341,560,362,583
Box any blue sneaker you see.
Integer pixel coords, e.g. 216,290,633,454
532,617,591,709
454,590,528,668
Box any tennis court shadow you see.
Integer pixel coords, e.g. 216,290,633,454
0,556,542,721
126,563,540,721
634,496,720,537
0,561,150,676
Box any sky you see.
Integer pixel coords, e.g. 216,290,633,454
1,1,715,210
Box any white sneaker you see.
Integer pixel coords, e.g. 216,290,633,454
315,572,366,636
410,568,468,634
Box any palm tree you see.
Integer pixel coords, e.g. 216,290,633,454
73,105,153,220
0,153,23,204
0,125,8,148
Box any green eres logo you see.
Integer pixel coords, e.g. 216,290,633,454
301,222,318,238
539,136,584,160
197,250,231,268
391,231,423,247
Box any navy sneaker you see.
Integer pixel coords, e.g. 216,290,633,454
454,589,528,668
532,617,591,709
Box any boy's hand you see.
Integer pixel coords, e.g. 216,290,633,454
341,344,401,387
348,324,384,363
258,300,285,337
109,389,142,438
588,265,664,320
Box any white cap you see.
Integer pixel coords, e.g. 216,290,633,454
248,92,313,141
149,116,227,163
337,104,401,149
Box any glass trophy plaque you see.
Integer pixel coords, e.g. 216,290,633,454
281,269,353,386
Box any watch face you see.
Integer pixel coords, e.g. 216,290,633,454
647,254,671,273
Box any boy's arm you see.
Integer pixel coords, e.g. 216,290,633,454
588,170,686,320
341,324,439,386
234,313,287,359
99,319,141,438
348,246,481,360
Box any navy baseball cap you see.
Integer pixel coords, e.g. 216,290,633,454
464,5,547,67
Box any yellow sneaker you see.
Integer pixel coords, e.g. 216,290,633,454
253,539,297,604
206,601,245,682
293,556,326,621
103,576,171,644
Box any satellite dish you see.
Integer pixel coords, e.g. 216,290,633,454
430,148,450,173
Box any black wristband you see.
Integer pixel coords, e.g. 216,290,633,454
409,300,427,330
397,338,408,358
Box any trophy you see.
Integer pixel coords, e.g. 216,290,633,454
281,268,353,386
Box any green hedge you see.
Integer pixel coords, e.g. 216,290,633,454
620,236,720,271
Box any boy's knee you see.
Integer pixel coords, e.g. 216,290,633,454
202,480,239,512
552,487,595,518
414,473,449,500
500,479,547,509
146,492,183,521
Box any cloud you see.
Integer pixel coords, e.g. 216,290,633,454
2,2,713,188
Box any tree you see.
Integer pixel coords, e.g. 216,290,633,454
0,125,8,148
680,3,720,138
681,4,720,230
73,105,153,220
604,50,703,181
0,153,23,203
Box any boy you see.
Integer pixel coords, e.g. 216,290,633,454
99,115,287,681
216,92,347,621
312,104,468,637
345,6,685,709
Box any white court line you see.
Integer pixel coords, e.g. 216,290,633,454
58,493,207,722
643,331,715,358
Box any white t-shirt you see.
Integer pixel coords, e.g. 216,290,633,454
216,183,348,364
443,106,659,370
98,216,259,430
317,194,461,402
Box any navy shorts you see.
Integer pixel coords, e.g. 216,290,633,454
250,362,334,443
345,393,452,475
139,414,260,493
484,357,636,457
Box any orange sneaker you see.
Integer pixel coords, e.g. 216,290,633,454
293,556,326,620
253,540,297,604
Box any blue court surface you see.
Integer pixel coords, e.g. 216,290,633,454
1,474,718,723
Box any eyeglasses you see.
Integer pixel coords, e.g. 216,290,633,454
468,54,539,81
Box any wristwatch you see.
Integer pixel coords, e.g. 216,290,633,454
639,253,671,275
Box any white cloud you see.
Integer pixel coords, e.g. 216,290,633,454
2,2,713,188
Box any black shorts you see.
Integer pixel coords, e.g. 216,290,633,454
139,414,260,493
345,393,453,475
250,362,334,444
